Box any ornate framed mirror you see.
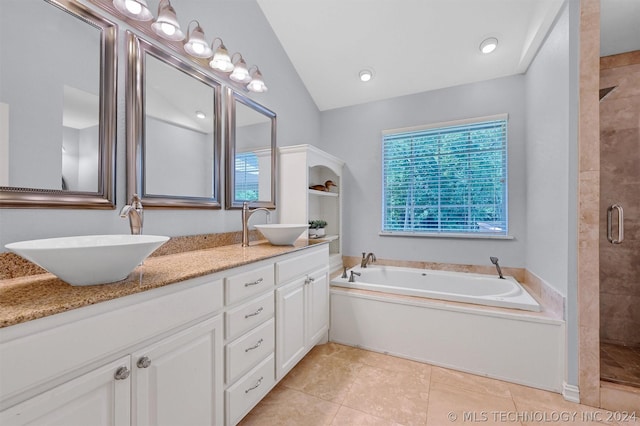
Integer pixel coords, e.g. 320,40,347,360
0,0,116,208
225,89,276,209
127,33,222,208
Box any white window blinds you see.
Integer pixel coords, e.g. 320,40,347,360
235,152,259,201
382,115,508,236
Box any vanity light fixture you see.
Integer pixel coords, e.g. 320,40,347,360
479,37,498,54
195,110,206,119
184,20,212,58
246,66,268,93
105,2,268,92
209,38,234,72
113,0,153,21
229,53,251,83
151,0,184,41
359,69,373,82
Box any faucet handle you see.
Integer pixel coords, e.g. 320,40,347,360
362,252,366,259
341,266,348,279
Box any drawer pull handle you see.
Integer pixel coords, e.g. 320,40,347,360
245,338,264,353
245,307,264,319
244,277,264,287
245,376,263,394
305,276,315,285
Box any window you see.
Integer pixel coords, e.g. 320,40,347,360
235,151,259,201
382,114,508,237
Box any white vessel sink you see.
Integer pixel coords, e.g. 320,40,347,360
254,224,309,246
5,235,169,286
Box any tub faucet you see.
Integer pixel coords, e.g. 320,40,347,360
349,270,361,283
361,252,377,268
242,201,271,247
489,256,504,279
120,194,144,235
341,266,348,279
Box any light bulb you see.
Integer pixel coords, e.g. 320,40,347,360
124,0,142,15
480,37,498,54
192,43,205,55
359,69,373,82
160,22,176,36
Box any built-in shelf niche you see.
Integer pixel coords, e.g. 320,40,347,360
279,144,344,272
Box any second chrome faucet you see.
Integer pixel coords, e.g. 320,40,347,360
242,201,271,247
120,194,144,235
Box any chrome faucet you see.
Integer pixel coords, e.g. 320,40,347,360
242,201,271,247
489,256,505,279
361,252,377,268
120,194,144,235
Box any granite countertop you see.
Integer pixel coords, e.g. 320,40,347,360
0,240,326,328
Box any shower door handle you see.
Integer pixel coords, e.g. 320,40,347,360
607,204,624,244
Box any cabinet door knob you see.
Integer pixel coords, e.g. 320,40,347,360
137,356,152,368
305,276,315,285
114,366,130,380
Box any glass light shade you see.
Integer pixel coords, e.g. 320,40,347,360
229,57,251,83
184,24,212,58
113,0,153,21
151,3,185,41
209,44,234,72
247,68,268,93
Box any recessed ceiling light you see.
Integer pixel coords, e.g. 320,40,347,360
359,69,373,82
480,37,498,54
196,110,206,119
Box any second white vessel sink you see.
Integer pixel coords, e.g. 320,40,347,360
254,224,309,246
5,235,169,286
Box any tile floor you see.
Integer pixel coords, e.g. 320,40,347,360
601,342,640,388
240,343,639,426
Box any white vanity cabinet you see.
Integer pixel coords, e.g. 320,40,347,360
0,244,330,426
132,315,223,426
0,275,225,426
0,356,132,426
275,246,330,380
223,261,276,426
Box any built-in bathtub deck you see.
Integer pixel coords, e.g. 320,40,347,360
329,284,565,393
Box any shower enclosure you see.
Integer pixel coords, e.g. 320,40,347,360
599,50,640,388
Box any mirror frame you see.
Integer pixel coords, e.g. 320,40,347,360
225,88,277,210
127,32,222,209
0,0,117,209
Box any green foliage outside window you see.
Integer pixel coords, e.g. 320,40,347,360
382,118,508,235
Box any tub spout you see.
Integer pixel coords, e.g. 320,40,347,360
489,256,504,279
361,252,377,268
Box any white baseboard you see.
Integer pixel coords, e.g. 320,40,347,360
563,382,580,403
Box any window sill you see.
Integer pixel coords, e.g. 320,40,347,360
379,231,514,240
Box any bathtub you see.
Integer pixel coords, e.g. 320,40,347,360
329,265,565,392
331,265,540,312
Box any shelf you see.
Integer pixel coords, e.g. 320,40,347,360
308,189,339,197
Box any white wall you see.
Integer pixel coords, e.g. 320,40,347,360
319,75,527,267
0,0,320,247
524,2,572,297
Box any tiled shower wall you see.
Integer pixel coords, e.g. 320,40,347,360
599,51,640,347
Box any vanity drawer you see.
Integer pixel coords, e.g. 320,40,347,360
225,292,274,341
275,245,329,284
226,319,275,384
225,265,274,305
225,354,275,426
